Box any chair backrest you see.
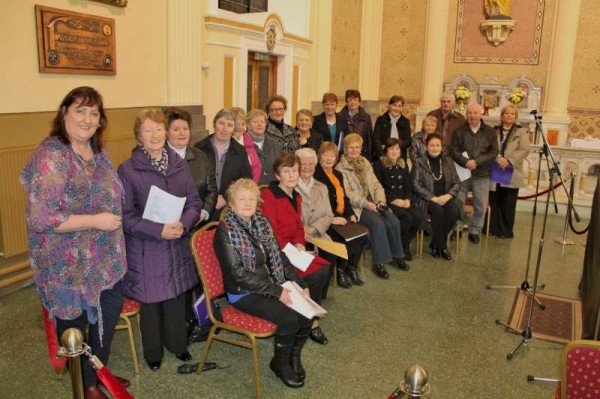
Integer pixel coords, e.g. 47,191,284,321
190,222,224,302
559,339,600,398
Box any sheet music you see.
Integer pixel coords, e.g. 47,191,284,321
142,185,186,224
281,281,327,319
282,243,315,272
454,151,472,182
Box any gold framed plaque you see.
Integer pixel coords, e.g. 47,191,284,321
35,5,116,75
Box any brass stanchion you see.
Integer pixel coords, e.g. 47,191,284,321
59,328,86,399
554,172,576,246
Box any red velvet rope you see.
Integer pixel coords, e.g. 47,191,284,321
96,367,134,399
567,206,590,235
517,181,564,200
42,306,67,372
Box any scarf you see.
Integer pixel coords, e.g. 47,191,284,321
243,132,262,183
140,145,168,175
295,177,314,202
247,130,265,150
343,154,370,198
222,208,286,285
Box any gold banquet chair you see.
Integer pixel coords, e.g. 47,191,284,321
190,222,277,399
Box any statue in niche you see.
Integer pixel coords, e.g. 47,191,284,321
483,91,498,116
484,0,512,19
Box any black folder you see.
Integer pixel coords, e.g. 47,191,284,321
331,223,369,242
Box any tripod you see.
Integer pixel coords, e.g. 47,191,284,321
495,112,580,360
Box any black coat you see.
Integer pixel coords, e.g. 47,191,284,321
448,122,499,178
411,155,462,214
312,112,348,146
185,147,218,218
373,112,412,160
297,128,324,153
213,219,305,299
194,135,252,196
340,106,374,161
372,157,412,203
313,163,356,219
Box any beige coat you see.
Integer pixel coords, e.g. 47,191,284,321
494,126,530,189
297,179,334,239
335,155,386,219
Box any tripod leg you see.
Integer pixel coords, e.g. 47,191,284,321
525,289,546,310
486,284,520,290
495,319,520,334
507,336,528,360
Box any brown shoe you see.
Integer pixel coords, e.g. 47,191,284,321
84,385,108,399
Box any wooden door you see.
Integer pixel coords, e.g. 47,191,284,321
247,52,277,111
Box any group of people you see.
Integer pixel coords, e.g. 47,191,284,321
21,86,530,397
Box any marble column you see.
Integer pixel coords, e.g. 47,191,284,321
542,0,582,146
415,0,450,128
358,0,383,118
166,0,206,142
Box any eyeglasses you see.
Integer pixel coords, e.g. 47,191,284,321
270,108,285,113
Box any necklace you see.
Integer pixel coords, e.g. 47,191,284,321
426,157,443,181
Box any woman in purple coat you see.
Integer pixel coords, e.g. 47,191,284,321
118,109,201,371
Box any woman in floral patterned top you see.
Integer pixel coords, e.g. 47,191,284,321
20,87,128,398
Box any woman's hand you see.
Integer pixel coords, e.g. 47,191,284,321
365,201,378,212
349,215,358,223
215,195,227,210
302,288,310,298
279,288,292,305
497,157,510,169
161,222,184,240
94,212,122,231
295,243,306,252
332,217,347,225
403,199,411,208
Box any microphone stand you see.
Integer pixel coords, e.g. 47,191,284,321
496,112,581,360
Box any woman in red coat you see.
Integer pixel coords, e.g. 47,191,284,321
260,153,331,345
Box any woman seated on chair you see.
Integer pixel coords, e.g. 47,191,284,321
335,133,409,279
313,142,367,288
411,133,461,260
214,178,311,388
260,153,331,346
373,138,426,261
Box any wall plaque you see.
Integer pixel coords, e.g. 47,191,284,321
35,5,116,75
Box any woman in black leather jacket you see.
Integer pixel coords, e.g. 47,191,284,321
412,133,461,260
213,178,310,389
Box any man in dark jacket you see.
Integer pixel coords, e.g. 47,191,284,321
449,103,499,243
428,92,466,151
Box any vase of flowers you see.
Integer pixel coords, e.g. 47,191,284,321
506,87,527,105
454,85,472,114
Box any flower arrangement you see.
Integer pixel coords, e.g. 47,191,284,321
454,85,472,101
506,87,528,104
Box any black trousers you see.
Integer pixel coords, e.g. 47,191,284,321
429,200,460,250
140,293,188,362
233,293,311,337
390,204,425,243
55,281,123,388
489,185,519,237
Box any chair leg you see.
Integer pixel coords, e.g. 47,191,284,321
455,223,460,254
249,336,262,399
333,265,337,288
121,315,140,374
486,205,491,238
197,326,217,375
417,230,424,256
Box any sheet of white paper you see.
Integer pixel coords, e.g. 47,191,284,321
282,281,327,319
142,185,186,224
454,151,472,182
282,243,315,272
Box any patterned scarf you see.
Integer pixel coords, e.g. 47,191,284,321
140,145,168,175
343,154,370,197
222,208,286,285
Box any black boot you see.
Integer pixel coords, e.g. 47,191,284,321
336,260,352,288
270,335,304,388
402,238,413,261
290,327,309,380
347,256,364,286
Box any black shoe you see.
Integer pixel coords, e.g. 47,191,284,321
347,266,364,286
270,342,304,388
147,360,161,371
468,233,480,244
336,267,352,288
440,249,452,260
394,257,410,271
431,248,441,258
309,326,329,345
372,264,389,279
176,351,192,362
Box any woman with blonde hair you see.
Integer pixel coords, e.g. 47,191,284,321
411,115,439,163
296,109,323,152
336,133,409,279
488,104,530,238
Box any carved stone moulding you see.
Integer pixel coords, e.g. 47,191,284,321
480,19,516,46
